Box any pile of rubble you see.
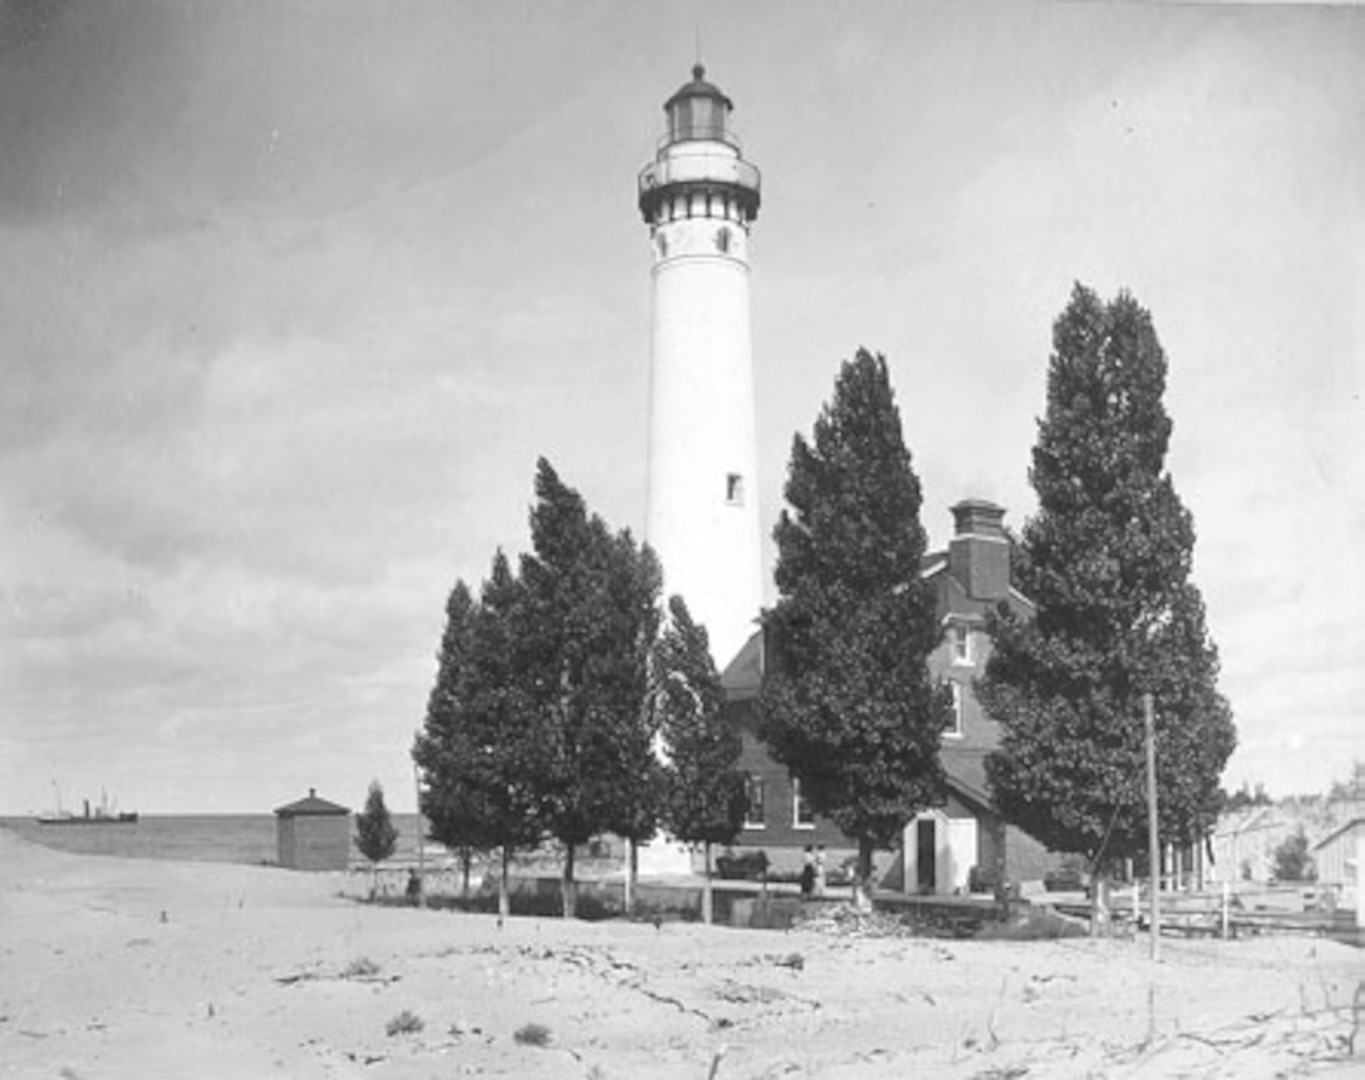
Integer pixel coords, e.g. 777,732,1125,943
792,903,922,939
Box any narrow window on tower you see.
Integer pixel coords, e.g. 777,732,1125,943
725,473,744,505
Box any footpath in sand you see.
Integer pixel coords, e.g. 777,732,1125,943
0,829,1361,1079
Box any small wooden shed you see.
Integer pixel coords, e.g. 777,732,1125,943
274,788,351,871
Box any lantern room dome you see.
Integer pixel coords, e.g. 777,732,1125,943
664,63,734,113
661,63,734,145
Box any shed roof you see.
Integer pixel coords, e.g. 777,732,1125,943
274,788,350,817
1313,817,1364,852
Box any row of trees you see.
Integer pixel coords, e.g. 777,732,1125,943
411,460,747,920
413,282,1236,916
759,287,1233,893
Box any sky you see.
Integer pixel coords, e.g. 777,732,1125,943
2,1,1361,815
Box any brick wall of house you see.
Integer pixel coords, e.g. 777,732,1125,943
730,708,850,851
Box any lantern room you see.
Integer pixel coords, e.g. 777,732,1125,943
663,64,735,145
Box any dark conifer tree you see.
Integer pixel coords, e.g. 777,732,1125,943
978,284,1235,870
761,348,950,899
355,779,398,897
655,595,748,924
412,580,482,897
594,531,665,914
412,552,547,919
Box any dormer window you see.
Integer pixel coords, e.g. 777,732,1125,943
952,623,972,665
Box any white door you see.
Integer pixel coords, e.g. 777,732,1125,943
942,817,978,895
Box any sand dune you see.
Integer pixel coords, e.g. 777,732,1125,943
1,829,1360,1078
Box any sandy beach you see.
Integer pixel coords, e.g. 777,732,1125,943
1,830,1360,1078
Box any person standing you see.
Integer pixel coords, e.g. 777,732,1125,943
814,845,827,898
800,846,816,899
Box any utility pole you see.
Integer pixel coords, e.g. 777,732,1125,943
412,760,425,906
1143,692,1161,961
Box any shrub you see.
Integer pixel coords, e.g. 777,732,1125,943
1271,828,1315,883
967,864,1000,895
514,1022,552,1047
715,849,769,880
385,1010,424,1037
343,957,381,979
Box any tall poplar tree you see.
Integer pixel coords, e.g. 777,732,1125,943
413,552,548,919
978,284,1235,871
655,595,748,924
591,529,665,914
761,348,950,900
412,580,482,898
518,458,662,917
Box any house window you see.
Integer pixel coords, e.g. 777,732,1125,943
952,623,972,665
945,682,964,738
792,777,815,829
744,774,766,829
725,473,745,505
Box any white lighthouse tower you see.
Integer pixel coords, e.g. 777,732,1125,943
639,65,763,668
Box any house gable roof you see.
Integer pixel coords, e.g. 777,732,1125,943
1313,817,1365,852
720,629,763,701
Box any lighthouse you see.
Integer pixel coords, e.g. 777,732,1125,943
639,65,764,667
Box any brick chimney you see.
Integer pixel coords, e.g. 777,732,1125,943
948,499,1009,601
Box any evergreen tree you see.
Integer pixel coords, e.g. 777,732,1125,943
518,458,661,917
655,596,748,924
978,284,1236,871
594,531,665,915
412,580,483,898
355,779,398,896
412,552,548,919
760,348,950,900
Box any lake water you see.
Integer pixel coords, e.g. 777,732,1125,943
0,814,427,867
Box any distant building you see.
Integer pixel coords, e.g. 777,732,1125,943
274,788,351,871
1313,818,1361,895
722,500,1059,893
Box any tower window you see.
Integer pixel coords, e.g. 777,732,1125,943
715,227,731,254
725,473,744,505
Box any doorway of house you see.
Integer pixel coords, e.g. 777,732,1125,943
917,818,936,894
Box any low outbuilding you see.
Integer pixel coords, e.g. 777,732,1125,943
274,788,351,871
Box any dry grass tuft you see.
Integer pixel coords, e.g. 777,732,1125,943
514,1021,552,1047
343,957,381,978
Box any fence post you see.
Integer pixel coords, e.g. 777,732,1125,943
1221,880,1230,940
1144,693,1161,961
